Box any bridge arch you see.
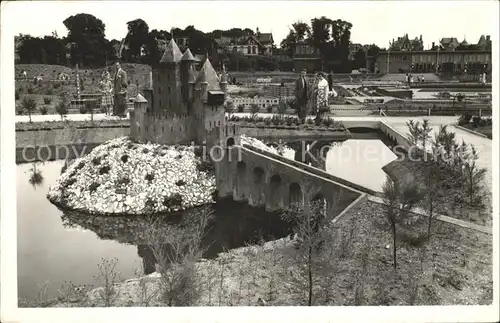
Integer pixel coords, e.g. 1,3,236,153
250,166,266,206
267,174,284,210
288,182,303,209
234,161,248,200
226,137,235,147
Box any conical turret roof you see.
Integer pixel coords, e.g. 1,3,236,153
196,58,221,90
181,48,195,61
160,38,183,63
135,93,147,103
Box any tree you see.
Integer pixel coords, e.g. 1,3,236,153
21,97,37,123
224,101,234,118
280,21,311,58
277,100,288,116
462,144,487,205
250,103,260,120
123,19,150,63
381,176,422,269
143,207,213,306
56,92,70,120
63,13,110,67
353,49,366,70
310,17,332,60
281,183,344,306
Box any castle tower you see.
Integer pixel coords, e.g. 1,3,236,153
153,38,184,115
219,64,228,93
181,48,196,103
194,58,225,147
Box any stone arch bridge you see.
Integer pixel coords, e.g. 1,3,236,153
215,143,376,219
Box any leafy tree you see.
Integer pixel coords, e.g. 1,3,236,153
56,92,70,120
123,19,150,63
310,16,332,59
63,13,111,67
224,101,234,118
280,21,311,58
21,97,37,123
250,103,260,119
353,49,366,70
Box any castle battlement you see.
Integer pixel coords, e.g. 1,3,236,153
130,38,239,148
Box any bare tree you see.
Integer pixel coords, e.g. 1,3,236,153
381,176,422,269
143,206,213,306
281,182,344,306
93,257,120,307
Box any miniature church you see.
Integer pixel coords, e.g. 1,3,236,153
130,38,240,149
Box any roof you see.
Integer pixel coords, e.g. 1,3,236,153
257,33,273,44
196,58,221,91
159,38,183,63
194,54,205,62
214,36,233,46
181,48,195,61
135,94,147,103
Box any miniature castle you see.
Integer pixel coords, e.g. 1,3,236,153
130,38,240,149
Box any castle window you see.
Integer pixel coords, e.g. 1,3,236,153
209,121,212,127
168,87,171,94
162,126,164,132
171,127,173,132
218,120,220,126
159,86,161,94
180,126,182,131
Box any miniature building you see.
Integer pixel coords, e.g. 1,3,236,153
130,38,240,149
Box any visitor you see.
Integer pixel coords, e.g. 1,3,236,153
328,70,333,91
113,61,128,117
314,72,329,122
99,71,113,116
421,75,425,83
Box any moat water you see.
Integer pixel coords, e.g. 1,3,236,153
17,135,396,301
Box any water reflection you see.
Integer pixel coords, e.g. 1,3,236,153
28,162,44,189
59,198,294,274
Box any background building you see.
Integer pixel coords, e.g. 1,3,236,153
389,34,424,51
229,96,279,109
293,41,322,72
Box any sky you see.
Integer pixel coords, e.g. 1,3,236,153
2,0,498,48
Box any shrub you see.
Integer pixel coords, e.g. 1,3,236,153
479,118,487,127
457,113,472,126
266,105,273,113
53,82,61,89
472,116,481,128
46,88,54,95
99,165,111,175
121,155,129,163
197,160,215,174
264,118,271,126
39,105,48,115
486,118,492,126
15,90,20,100
145,173,154,182
176,179,186,186
89,182,100,192
27,87,34,94
42,97,52,105
162,193,183,208
306,118,314,125
79,105,87,114
92,156,102,165
237,104,245,113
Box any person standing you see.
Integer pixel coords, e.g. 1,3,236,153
327,70,333,91
295,69,309,122
99,71,113,116
315,72,329,122
113,61,128,117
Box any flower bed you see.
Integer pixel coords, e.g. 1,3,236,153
16,119,130,131
47,137,216,215
229,115,345,130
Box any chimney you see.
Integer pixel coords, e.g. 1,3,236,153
432,42,435,49
486,35,490,41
